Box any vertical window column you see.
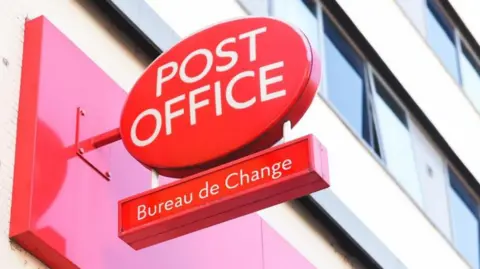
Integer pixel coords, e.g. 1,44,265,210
448,168,480,269
426,0,461,83
458,42,480,111
370,75,423,206
322,13,381,158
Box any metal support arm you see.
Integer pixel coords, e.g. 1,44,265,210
75,107,122,181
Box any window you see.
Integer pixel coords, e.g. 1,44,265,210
272,0,480,265
448,167,480,269
323,14,381,156
272,0,429,205
459,42,480,110
322,10,425,205
399,0,480,114
371,76,422,206
270,0,320,56
397,1,480,262
426,0,460,83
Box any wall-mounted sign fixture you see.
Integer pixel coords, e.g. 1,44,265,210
119,16,321,177
9,15,328,268
116,16,328,249
119,135,328,249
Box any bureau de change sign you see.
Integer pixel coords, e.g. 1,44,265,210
118,16,329,249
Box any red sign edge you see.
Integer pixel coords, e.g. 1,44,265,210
118,134,329,249
131,179,326,250
9,16,79,269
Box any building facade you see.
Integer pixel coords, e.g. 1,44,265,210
0,0,479,268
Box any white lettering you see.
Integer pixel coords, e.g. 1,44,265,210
148,205,157,217
137,204,146,220
216,37,238,72
224,159,293,189
130,26,293,147
131,108,162,147
210,184,220,195
260,61,285,102
225,173,239,189
189,85,211,125
282,159,292,170
165,94,185,135
271,162,282,179
164,200,174,211
136,193,193,221
239,27,267,62
214,81,223,116
180,48,213,83
226,71,256,109
156,62,178,97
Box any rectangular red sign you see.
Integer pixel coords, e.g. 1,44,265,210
118,134,329,250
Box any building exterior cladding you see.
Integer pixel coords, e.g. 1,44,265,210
0,0,480,268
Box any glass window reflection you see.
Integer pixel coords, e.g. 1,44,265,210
448,167,479,269
323,14,368,142
426,1,460,83
373,78,423,206
459,44,480,111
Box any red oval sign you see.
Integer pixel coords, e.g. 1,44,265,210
120,17,321,177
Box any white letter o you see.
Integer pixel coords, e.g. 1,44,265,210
131,108,162,147
179,49,213,83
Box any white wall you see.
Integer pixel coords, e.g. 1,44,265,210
145,0,246,38
0,0,146,268
146,0,470,268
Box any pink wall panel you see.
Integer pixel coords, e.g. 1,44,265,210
262,220,316,269
9,16,314,269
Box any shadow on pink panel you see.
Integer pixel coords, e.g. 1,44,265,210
9,15,313,269
261,221,316,269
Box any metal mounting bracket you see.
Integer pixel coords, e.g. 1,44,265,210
87,119,293,184
74,107,122,181
151,169,160,189
282,120,292,143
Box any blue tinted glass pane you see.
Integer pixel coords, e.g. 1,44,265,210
448,168,480,269
426,2,460,83
459,44,480,111
373,79,422,206
323,14,366,139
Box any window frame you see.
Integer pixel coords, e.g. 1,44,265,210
424,0,480,115
447,164,480,268
297,0,432,211
320,5,384,160
316,0,480,203
426,0,462,83
422,1,480,263
369,62,427,208
295,0,480,264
